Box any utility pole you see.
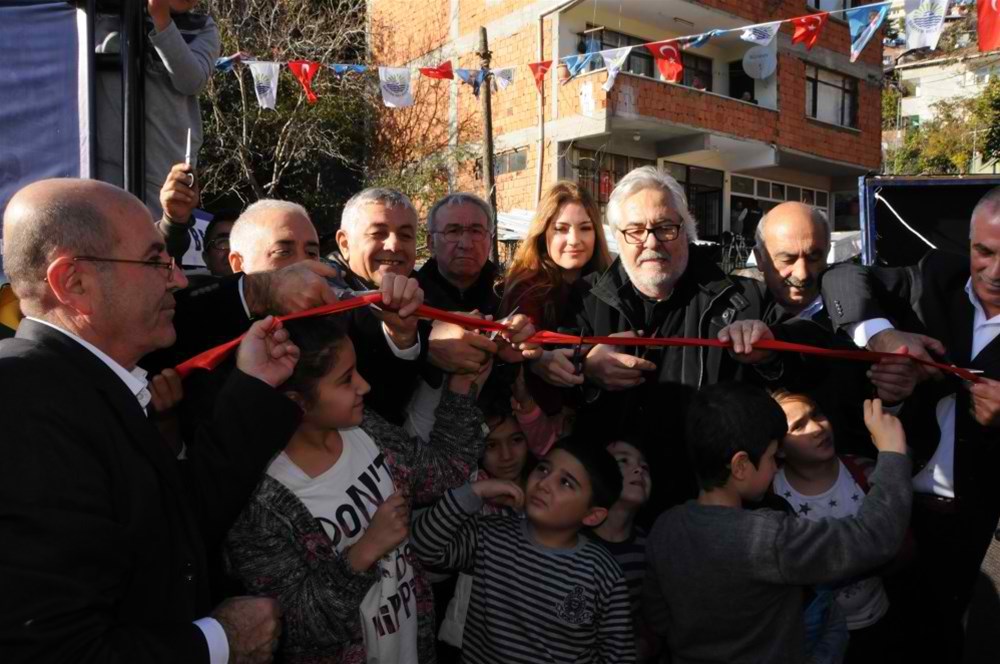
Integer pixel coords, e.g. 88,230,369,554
478,26,499,265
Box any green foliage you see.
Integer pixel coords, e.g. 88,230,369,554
973,76,1000,164
882,85,901,130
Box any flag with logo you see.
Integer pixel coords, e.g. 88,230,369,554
492,66,516,91
905,0,947,51
562,37,599,84
456,68,486,97
330,64,367,77
791,12,829,50
599,46,632,91
528,60,552,92
684,29,724,49
288,60,321,104
978,0,1000,52
215,52,242,72
419,61,454,80
741,21,781,47
847,3,889,62
378,67,413,108
645,39,683,83
248,61,281,110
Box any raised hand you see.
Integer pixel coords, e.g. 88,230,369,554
160,163,198,226
584,331,656,391
968,376,1000,428
148,368,184,414
868,328,946,381
472,478,525,510
374,273,422,350
862,398,907,454
348,490,410,571
243,260,340,316
867,344,918,404
530,347,585,387
719,320,776,365
235,317,300,388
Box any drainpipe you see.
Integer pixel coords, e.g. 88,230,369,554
536,0,583,204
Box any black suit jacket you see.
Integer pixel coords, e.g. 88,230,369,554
0,320,301,663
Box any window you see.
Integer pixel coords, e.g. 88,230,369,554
808,0,862,9
731,175,755,195
728,60,755,102
805,64,858,128
474,148,527,179
585,26,654,78
572,148,654,205
682,53,713,91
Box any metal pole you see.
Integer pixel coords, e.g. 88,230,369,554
121,0,145,199
478,27,499,265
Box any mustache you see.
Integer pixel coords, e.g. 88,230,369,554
784,276,813,289
637,250,670,263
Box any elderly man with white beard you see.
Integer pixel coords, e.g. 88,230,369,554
568,166,786,509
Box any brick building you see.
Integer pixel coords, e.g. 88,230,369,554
369,0,884,241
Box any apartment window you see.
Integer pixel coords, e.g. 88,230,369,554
474,148,527,179
572,148,654,206
805,64,858,128
682,53,713,91
585,26,654,78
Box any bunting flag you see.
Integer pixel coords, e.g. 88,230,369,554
741,21,781,46
528,60,552,92
684,29,724,49
905,0,947,51
646,39,684,83
456,68,486,97
599,46,632,92
248,61,281,110
791,13,828,50
978,0,1000,52
492,66,516,91
378,67,414,108
562,38,599,84
215,52,242,72
287,60,320,104
419,60,454,79
330,64,367,77
847,4,889,63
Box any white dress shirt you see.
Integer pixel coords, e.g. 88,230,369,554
846,280,1000,497
25,318,230,664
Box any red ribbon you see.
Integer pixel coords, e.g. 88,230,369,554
174,292,981,382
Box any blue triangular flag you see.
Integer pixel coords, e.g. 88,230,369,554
215,53,242,72
329,64,367,77
846,2,889,63
456,68,486,97
685,29,724,49
561,37,599,84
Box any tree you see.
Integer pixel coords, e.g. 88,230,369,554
973,76,1000,164
200,0,372,237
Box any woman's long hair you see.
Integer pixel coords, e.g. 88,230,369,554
501,181,611,326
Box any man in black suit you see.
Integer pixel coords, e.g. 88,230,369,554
820,187,1000,662
0,179,303,663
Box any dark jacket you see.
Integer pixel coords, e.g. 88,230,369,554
573,247,777,508
0,320,301,663
415,257,501,316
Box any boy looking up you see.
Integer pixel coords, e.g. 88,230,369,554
643,382,911,664
412,437,635,664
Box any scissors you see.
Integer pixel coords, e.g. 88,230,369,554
488,306,519,341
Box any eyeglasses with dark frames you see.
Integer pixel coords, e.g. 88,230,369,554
432,225,490,244
73,255,179,281
618,223,683,245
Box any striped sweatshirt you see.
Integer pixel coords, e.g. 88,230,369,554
412,484,635,664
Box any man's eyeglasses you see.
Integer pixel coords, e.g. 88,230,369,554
73,255,180,281
432,226,489,244
206,237,230,252
618,223,683,245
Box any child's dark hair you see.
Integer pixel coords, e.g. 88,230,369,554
685,382,787,491
279,316,350,407
550,435,623,509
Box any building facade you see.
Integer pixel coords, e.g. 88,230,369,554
370,0,884,240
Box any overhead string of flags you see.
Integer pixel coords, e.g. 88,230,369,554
217,1,998,111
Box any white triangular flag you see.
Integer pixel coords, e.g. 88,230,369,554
492,66,516,91
904,0,947,51
741,21,781,47
378,67,414,108
600,46,632,92
248,61,281,110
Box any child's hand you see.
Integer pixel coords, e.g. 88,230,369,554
348,490,409,571
147,0,172,32
510,365,534,411
863,398,907,454
472,479,524,510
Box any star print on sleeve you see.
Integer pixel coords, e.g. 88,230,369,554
828,499,838,507
798,503,812,515
851,493,860,502
783,490,792,498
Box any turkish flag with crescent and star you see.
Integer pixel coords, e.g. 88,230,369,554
645,39,684,83
791,12,829,50
288,60,321,104
419,61,455,80
979,0,1000,52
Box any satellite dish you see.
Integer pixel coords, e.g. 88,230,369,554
743,44,777,80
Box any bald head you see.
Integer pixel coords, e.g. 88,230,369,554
754,202,831,313
228,200,319,274
3,179,134,312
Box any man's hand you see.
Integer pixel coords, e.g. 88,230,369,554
868,328,946,381
211,596,282,664
147,0,172,32
719,320,776,365
428,318,498,374
449,358,494,396
968,376,1000,428
236,317,300,388
530,348,585,387
160,163,198,226
583,331,656,391
149,368,184,414
243,260,340,317
495,313,542,363
373,273,422,350
472,479,525,510
867,345,918,404
863,398,907,454
347,491,409,572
